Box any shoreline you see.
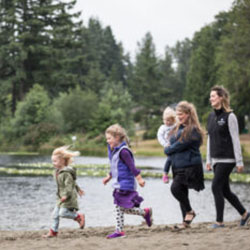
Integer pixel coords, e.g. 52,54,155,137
1,221,249,250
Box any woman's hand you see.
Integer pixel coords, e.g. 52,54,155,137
237,165,244,173
206,163,212,171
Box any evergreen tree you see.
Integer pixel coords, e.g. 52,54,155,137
130,32,170,129
216,0,250,131
0,0,81,113
185,25,220,120
159,47,178,105
171,39,192,102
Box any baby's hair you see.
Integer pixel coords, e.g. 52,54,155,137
105,124,130,146
52,145,80,166
163,107,176,121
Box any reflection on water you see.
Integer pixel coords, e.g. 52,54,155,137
0,176,250,231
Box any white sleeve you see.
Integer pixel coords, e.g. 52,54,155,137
157,125,168,147
206,135,211,165
228,113,244,167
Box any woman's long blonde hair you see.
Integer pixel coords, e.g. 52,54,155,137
52,146,80,166
105,124,130,146
174,101,204,144
211,85,232,112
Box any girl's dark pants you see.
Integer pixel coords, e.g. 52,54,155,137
212,163,246,222
171,171,192,220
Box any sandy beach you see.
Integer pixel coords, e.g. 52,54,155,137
1,221,249,250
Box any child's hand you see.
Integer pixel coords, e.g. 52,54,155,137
61,196,67,202
103,175,111,185
136,175,145,187
78,188,85,197
162,173,169,184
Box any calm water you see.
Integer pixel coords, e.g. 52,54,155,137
0,155,167,170
0,176,250,231
1,155,250,231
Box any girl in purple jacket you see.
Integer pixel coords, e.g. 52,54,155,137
103,124,153,239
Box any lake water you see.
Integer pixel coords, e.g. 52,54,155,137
0,155,168,170
1,176,250,231
1,155,250,231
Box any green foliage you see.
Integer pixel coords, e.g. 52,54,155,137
1,0,250,152
185,24,219,118
215,0,250,130
171,39,192,102
23,122,59,149
143,115,162,139
130,32,173,129
53,87,98,133
90,81,134,137
12,84,52,136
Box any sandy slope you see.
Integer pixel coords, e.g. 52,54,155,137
0,221,249,250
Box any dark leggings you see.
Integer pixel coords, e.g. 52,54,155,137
171,174,192,220
212,163,246,222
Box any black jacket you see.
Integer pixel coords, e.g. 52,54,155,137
207,109,234,159
164,125,202,169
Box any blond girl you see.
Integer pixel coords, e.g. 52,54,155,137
43,146,85,238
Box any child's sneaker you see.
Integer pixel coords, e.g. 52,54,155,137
42,229,58,238
107,230,125,239
75,213,85,229
162,175,169,183
144,208,153,227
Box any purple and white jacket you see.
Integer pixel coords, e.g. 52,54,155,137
108,142,140,191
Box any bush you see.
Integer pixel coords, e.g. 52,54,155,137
53,87,98,133
143,115,161,139
23,122,60,149
12,84,52,136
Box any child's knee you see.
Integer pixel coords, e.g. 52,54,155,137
58,208,68,218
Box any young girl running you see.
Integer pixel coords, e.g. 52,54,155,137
43,146,85,238
103,124,153,239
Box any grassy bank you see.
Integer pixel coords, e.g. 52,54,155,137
132,134,250,161
1,133,250,160
1,163,250,184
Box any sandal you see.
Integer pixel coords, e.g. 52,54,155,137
183,211,196,226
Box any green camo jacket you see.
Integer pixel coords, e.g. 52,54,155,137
54,166,79,210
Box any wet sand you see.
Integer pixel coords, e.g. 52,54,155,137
1,221,249,250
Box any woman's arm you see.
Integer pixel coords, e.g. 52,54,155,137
164,130,200,155
206,135,212,171
228,113,244,168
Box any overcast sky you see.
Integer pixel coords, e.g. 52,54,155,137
74,0,234,57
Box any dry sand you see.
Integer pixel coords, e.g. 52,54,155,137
0,221,249,250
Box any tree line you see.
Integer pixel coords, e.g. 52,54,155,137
0,0,249,151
